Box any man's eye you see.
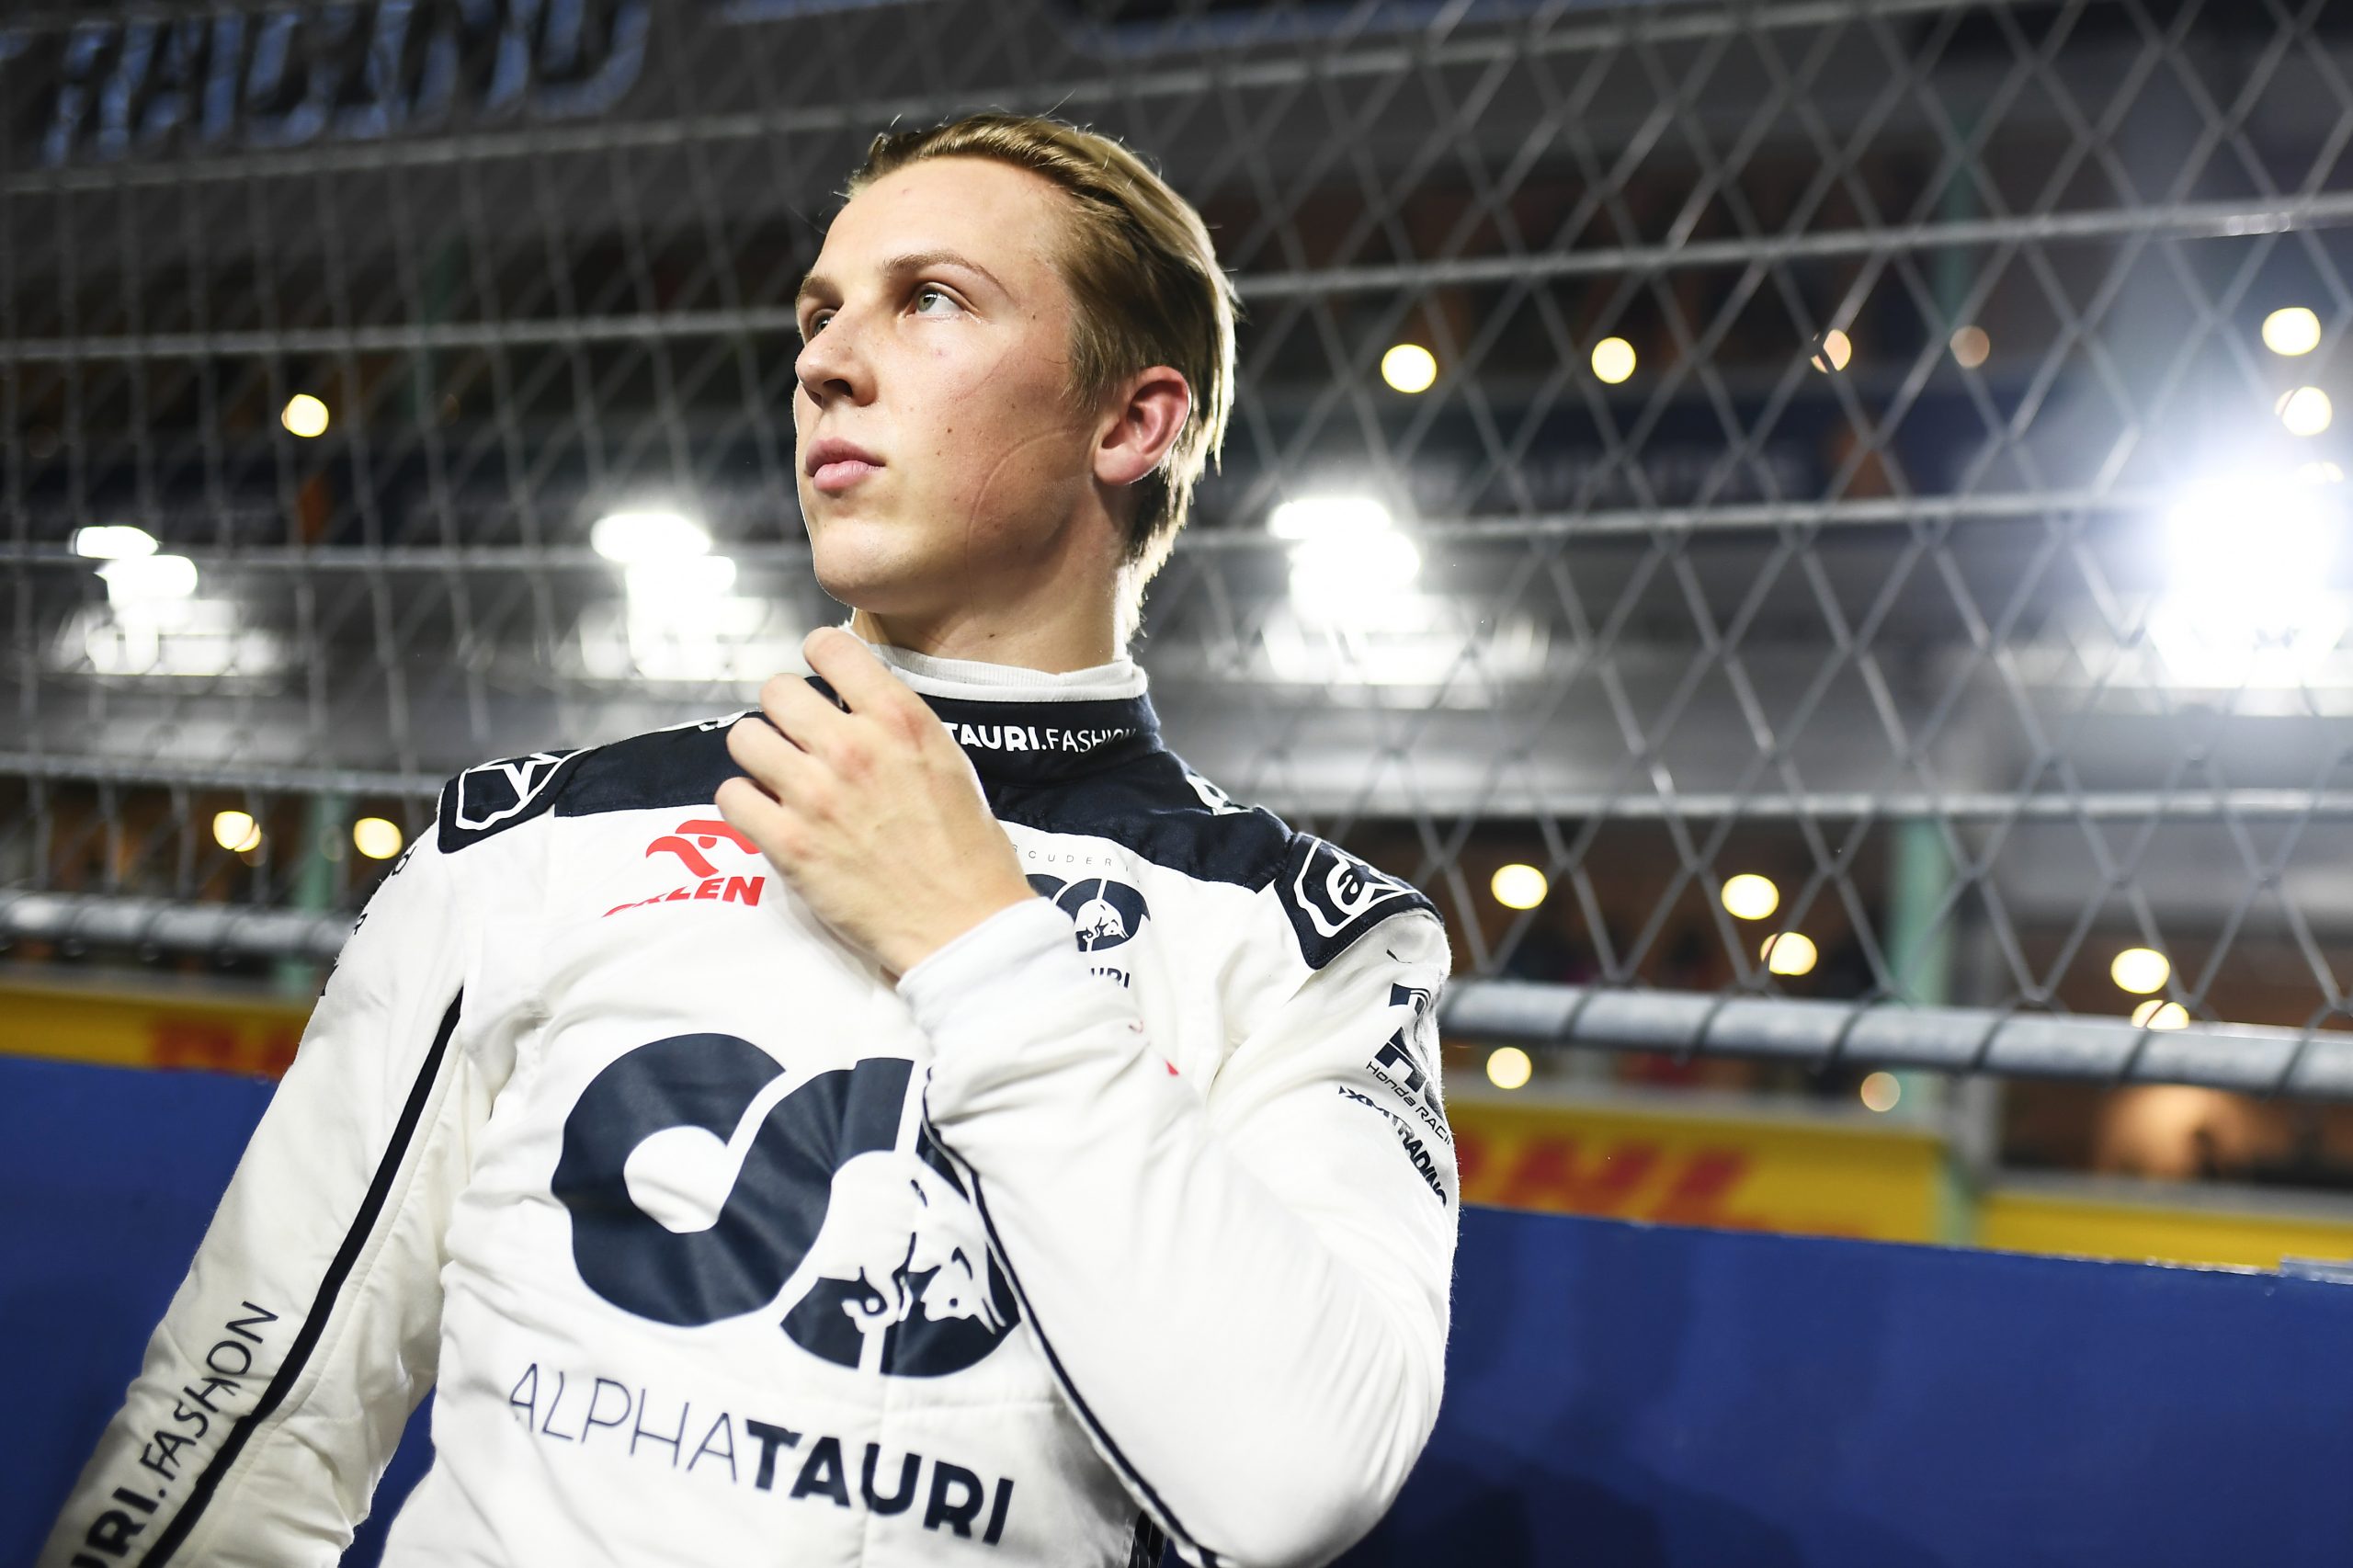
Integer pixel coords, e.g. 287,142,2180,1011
801,311,832,339
913,286,960,317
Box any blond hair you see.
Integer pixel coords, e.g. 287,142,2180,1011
848,114,1237,595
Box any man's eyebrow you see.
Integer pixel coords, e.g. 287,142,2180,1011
794,250,1008,311
881,249,1008,293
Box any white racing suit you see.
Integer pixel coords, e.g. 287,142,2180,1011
42,649,1458,1568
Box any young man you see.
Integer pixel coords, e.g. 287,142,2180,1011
44,115,1456,1568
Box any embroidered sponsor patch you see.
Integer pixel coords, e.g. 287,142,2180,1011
1278,835,1434,969
438,749,584,850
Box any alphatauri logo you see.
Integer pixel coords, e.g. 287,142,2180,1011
552,1038,1017,1378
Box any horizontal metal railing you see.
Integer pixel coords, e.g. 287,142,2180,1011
6,889,2347,1098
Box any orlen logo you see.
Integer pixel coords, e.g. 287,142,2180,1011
607,819,767,917
648,818,758,879
551,1039,1017,1378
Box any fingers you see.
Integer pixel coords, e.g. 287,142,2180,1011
802,626,922,725
758,667,850,752
726,713,829,806
713,774,790,855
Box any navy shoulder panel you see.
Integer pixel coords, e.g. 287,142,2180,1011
993,749,1438,970
436,748,586,852
436,713,745,853
1274,832,1439,971
987,748,1290,889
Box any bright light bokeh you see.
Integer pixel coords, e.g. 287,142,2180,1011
1486,1046,1533,1091
1949,324,1991,369
1721,872,1780,921
73,525,158,559
280,394,330,437
211,810,263,854
1591,336,1637,384
2131,998,2191,1030
2153,470,2345,686
2263,306,2323,357
1491,863,1549,909
1761,931,1817,976
2110,947,2171,994
627,555,739,618
1289,528,1421,619
1381,343,1438,393
592,509,711,563
1859,1072,1902,1112
352,817,405,860
1268,495,1393,540
98,554,199,607
1810,330,1853,373
2278,385,2334,437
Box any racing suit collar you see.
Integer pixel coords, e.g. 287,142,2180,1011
868,642,1145,703
858,642,1162,787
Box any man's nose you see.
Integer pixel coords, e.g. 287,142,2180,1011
796,312,873,406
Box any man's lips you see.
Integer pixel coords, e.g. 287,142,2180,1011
805,438,882,495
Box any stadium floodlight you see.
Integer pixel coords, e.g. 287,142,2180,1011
1267,494,1393,541
626,555,738,617
1859,1072,1901,1112
1289,530,1421,620
592,508,712,563
97,553,199,607
2152,471,2344,685
2131,998,2190,1030
73,525,158,559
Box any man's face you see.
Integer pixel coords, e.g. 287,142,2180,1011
792,157,1102,620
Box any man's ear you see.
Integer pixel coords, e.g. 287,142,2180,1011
1093,367,1191,489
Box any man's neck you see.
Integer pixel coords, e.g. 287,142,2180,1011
848,597,1121,675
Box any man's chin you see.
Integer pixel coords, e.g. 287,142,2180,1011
809,544,953,624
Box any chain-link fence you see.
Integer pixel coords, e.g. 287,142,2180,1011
5,0,2351,1096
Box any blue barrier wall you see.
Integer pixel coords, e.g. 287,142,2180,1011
7,1055,2350,1566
